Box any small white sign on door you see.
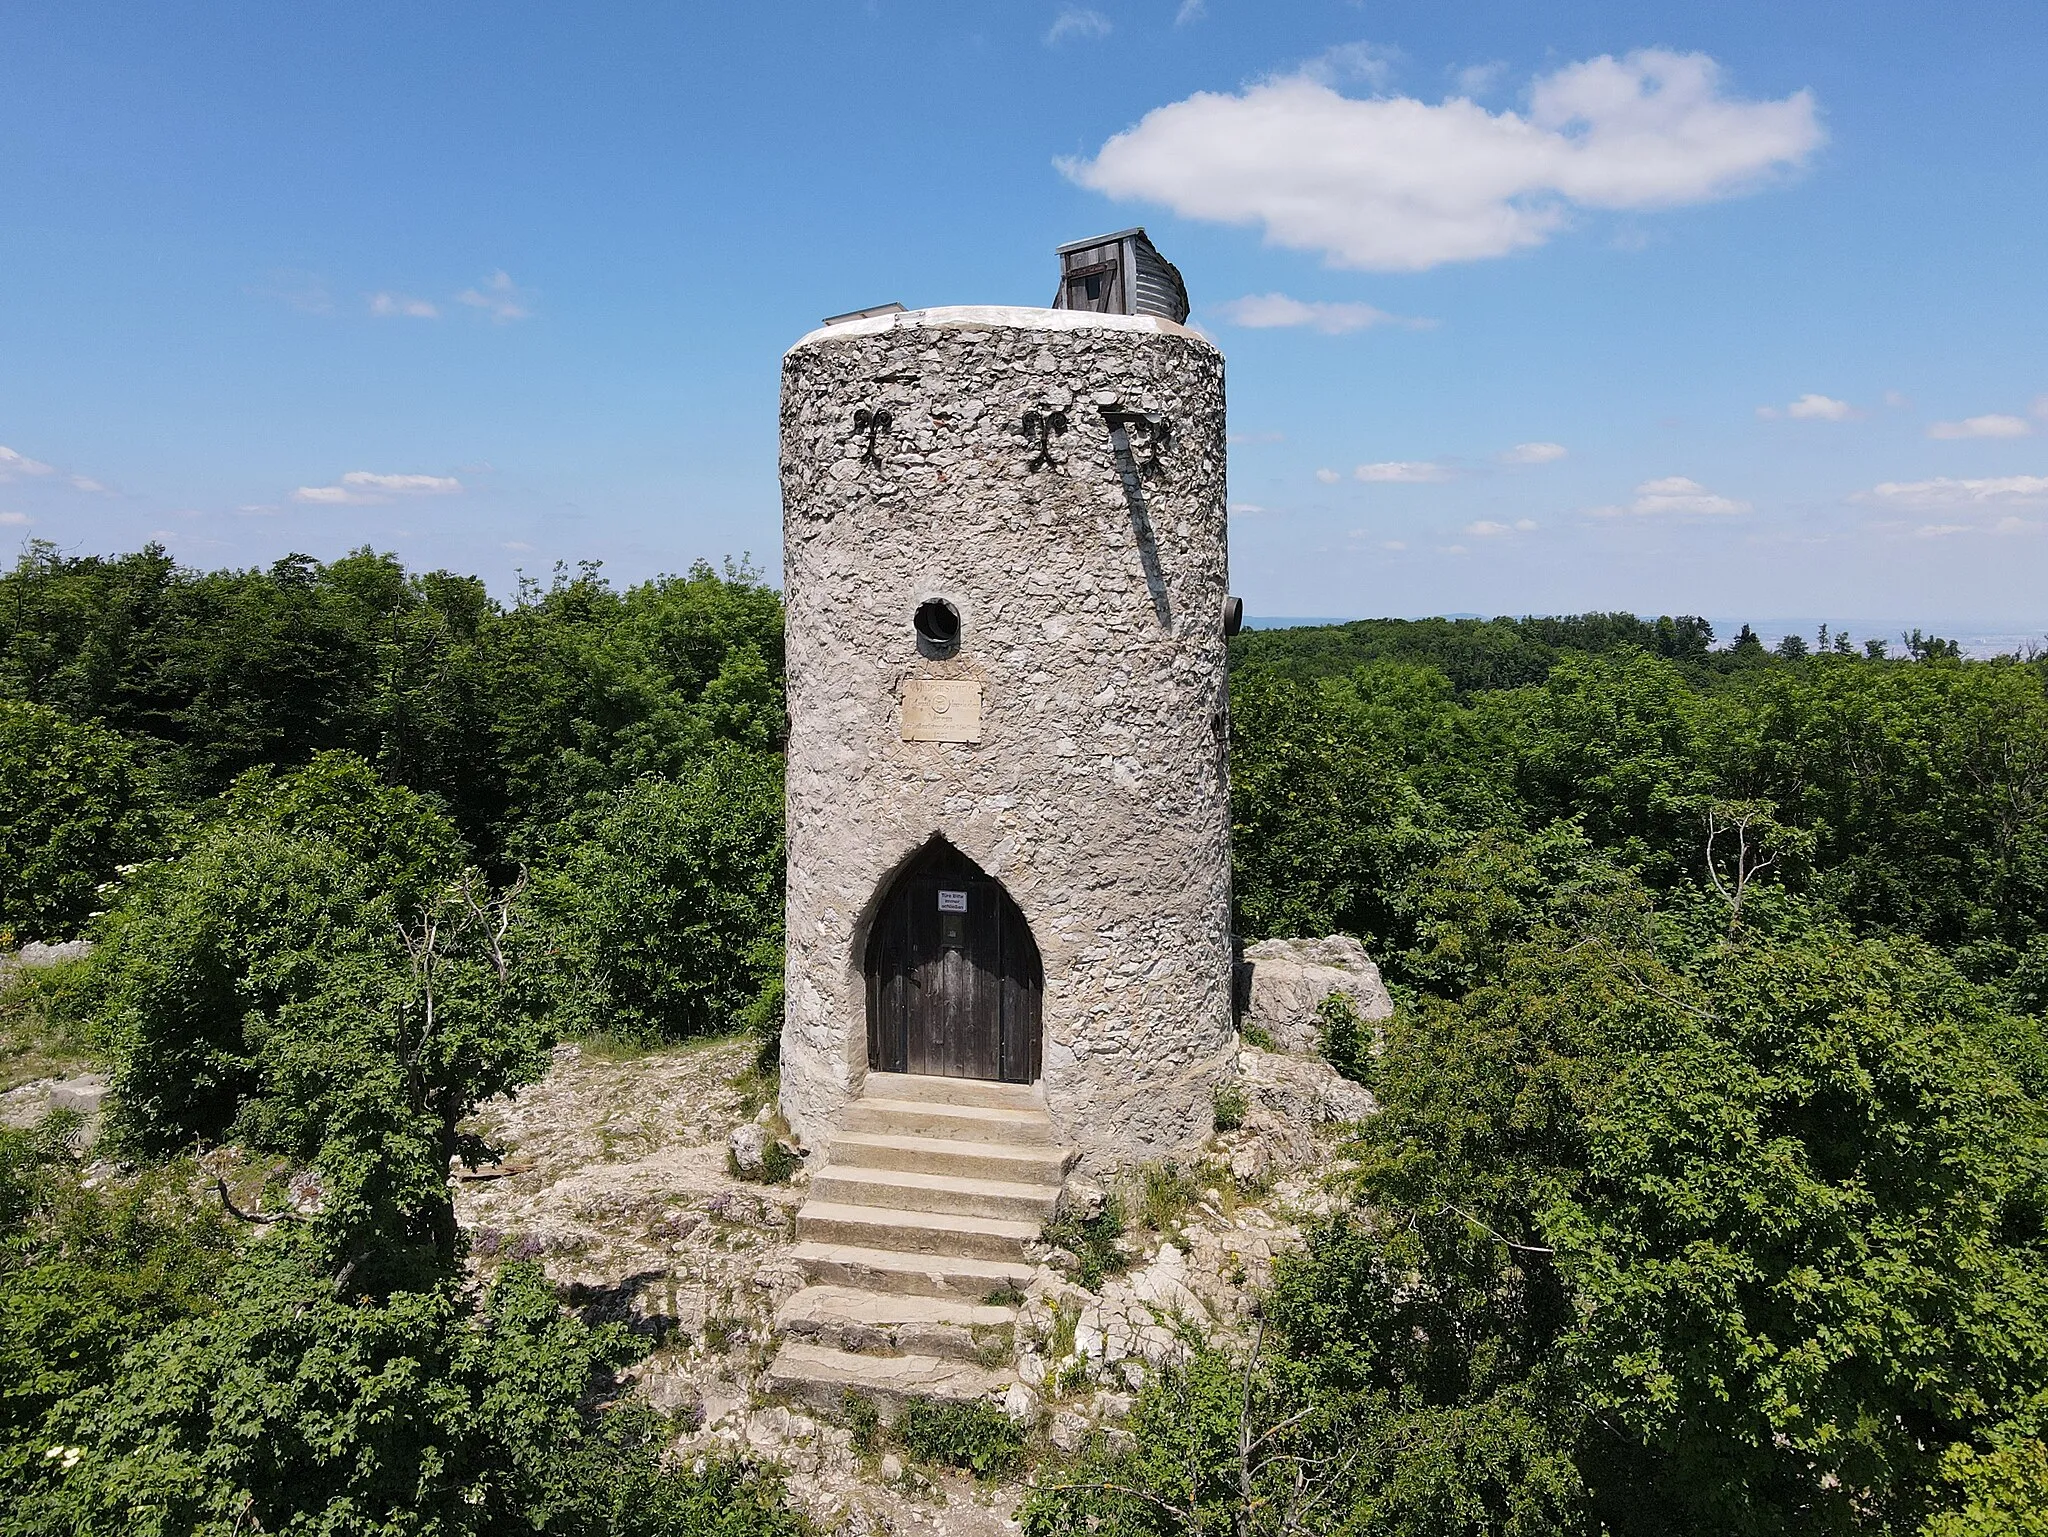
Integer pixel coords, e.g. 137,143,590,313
937,889,968,912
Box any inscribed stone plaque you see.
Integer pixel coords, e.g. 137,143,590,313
901,679,983,742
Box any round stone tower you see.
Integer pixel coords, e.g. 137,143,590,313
778,302,1234,1171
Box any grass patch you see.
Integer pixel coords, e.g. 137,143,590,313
894,1397,1025,1480
1240,1022,1275,1050
1044,1191,1128,1290
0,963,96,1093
839,1390,881,1456
1135,1160,1199,1234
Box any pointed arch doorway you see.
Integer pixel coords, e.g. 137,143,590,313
864,839,1042,1083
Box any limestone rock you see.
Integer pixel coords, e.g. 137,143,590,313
47,1074,109,1115
2,938,93,973
727,1122,771,1176
1241,935,1392,1054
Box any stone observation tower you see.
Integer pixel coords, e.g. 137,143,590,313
777,229,1238,1176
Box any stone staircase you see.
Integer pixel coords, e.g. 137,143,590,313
765,1071,1073,1412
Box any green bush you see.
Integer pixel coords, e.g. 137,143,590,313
1315,991,1372,1085
539,748,784,1044
895,1396,1026,1479
0,701,162,941
1212,1082,1247,1132
82,753,550,1292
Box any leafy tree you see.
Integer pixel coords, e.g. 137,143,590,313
538,746,785,1043
0,702,162,940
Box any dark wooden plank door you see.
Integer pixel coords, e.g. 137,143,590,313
865,841,1040,1083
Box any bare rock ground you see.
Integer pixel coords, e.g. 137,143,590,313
455,1036,1366,1535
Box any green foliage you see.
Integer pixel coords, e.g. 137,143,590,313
1044,1191,1129,1289
0,701,162,940
539,748,784,1043
0,1117,236,1488
82,753,550,1291
1317,990,1373,1085
894,1396,1025,1479
839,1390,881,1456
1314,905,2048,1536
1212,1082,1247,1132
1134,1160,1199,1234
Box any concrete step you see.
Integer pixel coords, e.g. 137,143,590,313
811,1165,1061,1224
829,1130,1072,1185
774,1284,1015,1363
797,1200,1040,1262
764,1339,1013,1416
788,1240,1034,1301
864,1071,1045,1112
841,1097,1054,1146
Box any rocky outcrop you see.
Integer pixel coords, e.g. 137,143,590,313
1241,935,1393,1054
1,1072,110,1132
1215,1046,1377,1187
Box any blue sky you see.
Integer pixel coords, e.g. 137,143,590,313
4,1,2045,626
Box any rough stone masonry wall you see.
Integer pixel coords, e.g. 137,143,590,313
779,305,1235,1170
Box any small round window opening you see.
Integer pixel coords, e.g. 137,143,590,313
914,598,962,659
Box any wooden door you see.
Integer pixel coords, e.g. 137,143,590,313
865,841,1042,1083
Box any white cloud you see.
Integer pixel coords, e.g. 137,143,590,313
1381,540,1407,550
1301,43,1399,90
1315,468,1341,484
1758,392,1856,421
69,475,108,492
456,270,533,323
1884,389,1911,408
0,446,55,480
1356,460,1452,482
1046,6,1111,43
1499,441,1567,464
1788,392,1855,420
1914,523,1972,538
369,291,440,319
2035,396,2048,420
1860,475,2048,510
1061,49,1823,272
1454,61,1509,98
0,512,28,526
293,470,464,506
1592,475,1750,516
1213,292,1430,334
1928,413,2032,440
1465,517,1540,537
503,540,535,552
1174,0,1205,23
1229,502,1270,514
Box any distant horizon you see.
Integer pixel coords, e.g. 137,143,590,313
1244,613,2048,659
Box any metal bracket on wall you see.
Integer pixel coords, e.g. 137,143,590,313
852,407,893,466
1099,407,1174,631
1100,408,1173,479
1020,409,1070,471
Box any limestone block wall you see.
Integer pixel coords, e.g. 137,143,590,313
779,305,1235,1170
